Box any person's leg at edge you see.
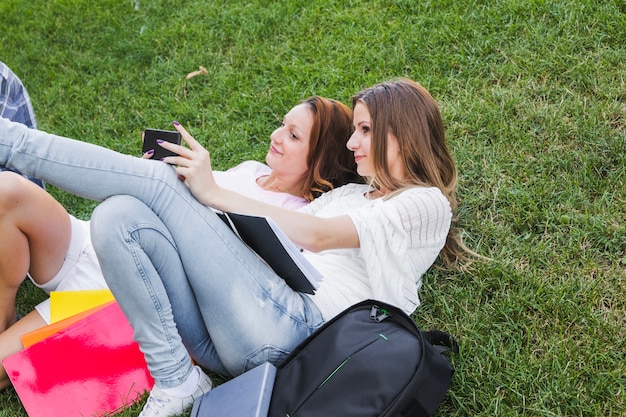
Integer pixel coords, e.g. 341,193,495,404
0,171,71,390
0,311,46,390
0,171,70,331
0,171,71,333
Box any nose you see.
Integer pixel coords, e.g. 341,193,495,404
346,131,358,151
270,127,282,143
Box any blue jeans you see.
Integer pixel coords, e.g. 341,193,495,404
0,117,324,388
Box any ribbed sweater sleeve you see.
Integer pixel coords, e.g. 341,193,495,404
347,187,452,315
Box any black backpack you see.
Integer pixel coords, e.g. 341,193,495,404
268,299,459,417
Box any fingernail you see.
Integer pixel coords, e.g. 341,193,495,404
157,139,164,144
172,121,180,126
146,149,155,155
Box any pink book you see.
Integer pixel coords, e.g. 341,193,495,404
3,301,153,417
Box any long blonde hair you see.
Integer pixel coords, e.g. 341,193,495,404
352,78,472,266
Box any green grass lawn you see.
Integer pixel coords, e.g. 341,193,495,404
1,0,624,416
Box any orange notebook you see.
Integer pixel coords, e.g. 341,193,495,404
3,301,153,417
21,301,114,348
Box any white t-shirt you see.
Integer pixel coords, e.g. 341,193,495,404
213,161,307,210
299,183,452,320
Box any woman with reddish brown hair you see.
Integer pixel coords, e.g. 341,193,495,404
0,95,359,392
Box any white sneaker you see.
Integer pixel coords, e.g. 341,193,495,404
139,366,212,417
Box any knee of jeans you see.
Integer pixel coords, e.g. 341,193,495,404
241,345,290,374
91,195,141,249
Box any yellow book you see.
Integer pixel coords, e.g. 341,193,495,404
49,289,115,323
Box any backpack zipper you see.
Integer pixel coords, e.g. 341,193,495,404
318,356,350,388
288,356,351,415
284,320,394,415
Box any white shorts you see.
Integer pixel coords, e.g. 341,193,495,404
32,215,107,324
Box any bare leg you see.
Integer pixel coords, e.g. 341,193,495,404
0,310,46,390
0,171,71,332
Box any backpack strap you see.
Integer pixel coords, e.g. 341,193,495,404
422,329,460,355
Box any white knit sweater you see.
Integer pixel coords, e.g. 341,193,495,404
300,183,452,320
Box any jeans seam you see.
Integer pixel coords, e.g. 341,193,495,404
124,223,179,358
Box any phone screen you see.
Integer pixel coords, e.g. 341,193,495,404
142,129,182,160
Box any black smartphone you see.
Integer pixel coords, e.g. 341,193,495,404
142,128,182,160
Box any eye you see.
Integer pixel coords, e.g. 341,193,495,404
362,125,371,133
278,119,298,140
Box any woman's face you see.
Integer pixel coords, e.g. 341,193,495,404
347,102,403,179
265,103,314,178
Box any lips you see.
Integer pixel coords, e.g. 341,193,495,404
269,145,282,155
354,155,365,163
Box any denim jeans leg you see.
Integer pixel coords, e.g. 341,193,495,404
92,194,325,379
0,118,188,204
91,196,199,387
91,195,231,383
1,118,326,378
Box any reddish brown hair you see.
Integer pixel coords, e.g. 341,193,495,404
301,96,362,201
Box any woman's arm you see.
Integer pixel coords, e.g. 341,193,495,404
161,122,360,253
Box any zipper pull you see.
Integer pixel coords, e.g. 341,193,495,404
369,305,391,322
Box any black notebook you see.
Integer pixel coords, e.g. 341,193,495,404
217,211,322,294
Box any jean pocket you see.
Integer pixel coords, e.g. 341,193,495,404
243,344,290,372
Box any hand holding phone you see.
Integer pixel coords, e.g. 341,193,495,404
142,128,182,160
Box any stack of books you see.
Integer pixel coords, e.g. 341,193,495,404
3,291,153,417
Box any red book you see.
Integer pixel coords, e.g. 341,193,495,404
3,301,153,417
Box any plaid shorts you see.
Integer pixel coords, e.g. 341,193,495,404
0,61,45,188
